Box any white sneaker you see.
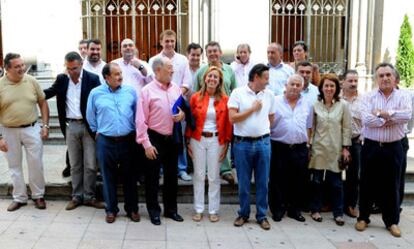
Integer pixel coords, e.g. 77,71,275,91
179,172,192,181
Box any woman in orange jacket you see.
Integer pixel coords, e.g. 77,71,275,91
186,66,232,222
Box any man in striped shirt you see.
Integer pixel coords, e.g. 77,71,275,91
355,63,412,237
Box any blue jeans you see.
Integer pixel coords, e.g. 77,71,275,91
177,121,188,174
233,136,271,221
96,133,138,215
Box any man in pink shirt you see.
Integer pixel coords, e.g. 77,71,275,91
136,57,185,225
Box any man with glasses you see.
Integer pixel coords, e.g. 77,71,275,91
0,53,49,211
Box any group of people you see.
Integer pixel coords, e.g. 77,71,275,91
0,29,412,238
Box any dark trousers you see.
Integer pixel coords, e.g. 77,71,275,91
145,129,179,218
310,169,344,218
96,133,138,215
400,136,409,206
358,139,403,227
268,141,308,216
344,137,362,208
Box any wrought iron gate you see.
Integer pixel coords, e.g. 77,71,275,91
81,0,187,62
270,0,349,75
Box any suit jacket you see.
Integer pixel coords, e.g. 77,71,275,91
44,70,100,138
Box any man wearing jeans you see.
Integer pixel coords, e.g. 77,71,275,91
0,53,49,211
228,64,275,230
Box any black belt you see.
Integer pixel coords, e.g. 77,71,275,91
103,133,134,142
66,118,83,122
234,134,269,142
365,138,401,147
201,131,218,138
7,121,36,128
148,129,173,141
275,141,307,149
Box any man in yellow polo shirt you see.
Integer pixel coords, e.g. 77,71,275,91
0,53,50,211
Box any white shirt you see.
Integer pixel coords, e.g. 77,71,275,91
301,83,319,105
230,60,255,88
203,97,217,132
270,95,313,144
228,85,276,137
111,57,153,94
149,52,192,89
83,59,106,84
66,72,83,119
267,62,294,96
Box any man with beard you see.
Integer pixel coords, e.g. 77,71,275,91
83,39,106,84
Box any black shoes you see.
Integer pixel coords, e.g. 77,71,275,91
271,211,285,222
62,165,71,178
150,215,161,225
287,212,306,222
164,212,184,222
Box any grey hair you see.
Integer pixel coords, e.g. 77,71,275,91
287,74,305,85
374,62,397,78
269,43,283,54
152,57,167,72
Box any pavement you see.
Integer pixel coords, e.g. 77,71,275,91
1,201,414,249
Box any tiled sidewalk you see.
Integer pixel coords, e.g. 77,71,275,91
0,201,414,249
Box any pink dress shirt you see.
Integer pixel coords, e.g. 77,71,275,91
136,79,182,149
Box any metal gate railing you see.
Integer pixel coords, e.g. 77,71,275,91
81,0,186,62
270,0,349,75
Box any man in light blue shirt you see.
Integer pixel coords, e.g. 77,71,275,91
86,63,140,224
296,61,320,105
268,74,313,223
267,43,294,96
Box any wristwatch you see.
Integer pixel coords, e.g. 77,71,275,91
138,65,145,71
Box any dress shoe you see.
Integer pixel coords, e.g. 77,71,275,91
271,211,284,222
150,215,161,225
105,213,116,223
334,216,345,226
371,205,381,214
222,173,235,185
257,218,271,230
388,224,401,237
33,198,46,209
127,212,141,222
164,212,184,222
355,220,368,231
65,199,81,210
234,216,248,227
345,206,358,218
62,166,71,178
287,212,306,222
209,214,219,222
192,213,203,222
7,201,27,212
84,199,105,209
311,212,323,222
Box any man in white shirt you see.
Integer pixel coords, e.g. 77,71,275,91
230,43,255,87
149,30,192,181
186,43,204,85
83,39,106,84
78,39,88,59
267,43,294,96
229,64,276,230
296,61,320,105
112,38,153,94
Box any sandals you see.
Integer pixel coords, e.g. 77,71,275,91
311,212,323,222
192,213,203,222
209,214,220,222
334,216,345,226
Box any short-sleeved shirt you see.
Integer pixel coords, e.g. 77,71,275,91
0,74,45,127
228,85,275,137
267,62,294,96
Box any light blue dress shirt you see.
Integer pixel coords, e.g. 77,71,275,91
301,83,320,105
267,62,294,96
86,83,137,137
